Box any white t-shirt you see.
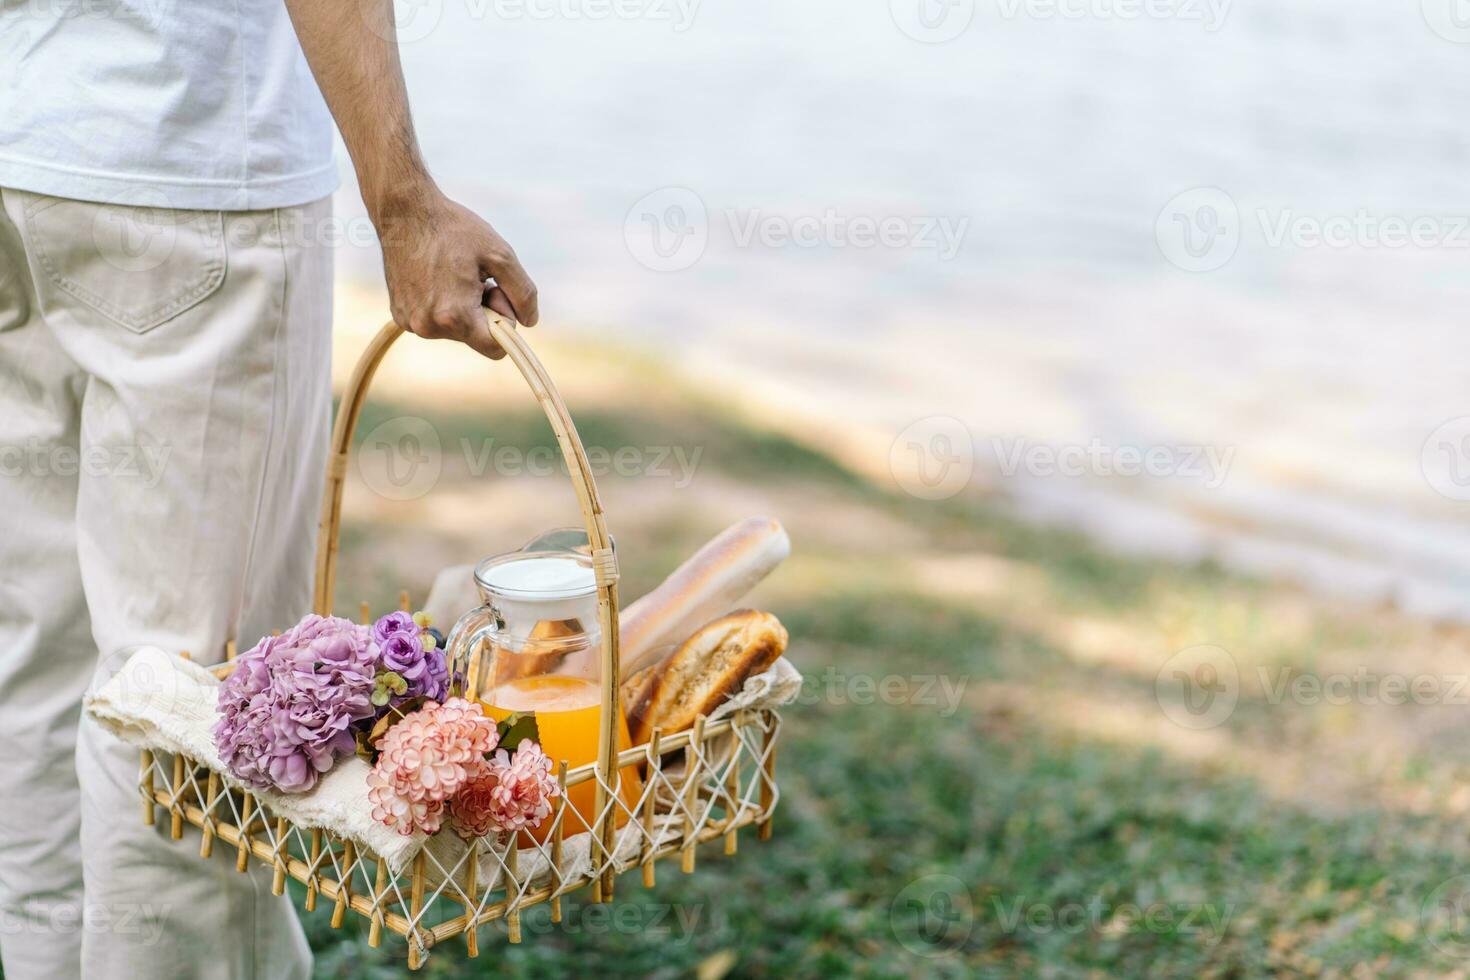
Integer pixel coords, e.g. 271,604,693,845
0,1,338,211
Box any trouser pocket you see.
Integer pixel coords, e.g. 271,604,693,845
20,191,226,334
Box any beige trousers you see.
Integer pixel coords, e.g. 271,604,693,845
0,187,332,978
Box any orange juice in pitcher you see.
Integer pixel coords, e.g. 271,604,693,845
446,535,641,844
481,675,641,844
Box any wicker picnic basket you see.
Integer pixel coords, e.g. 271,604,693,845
136,314,785,968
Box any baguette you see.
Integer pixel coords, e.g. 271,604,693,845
625,609,788,744
618,518,790,681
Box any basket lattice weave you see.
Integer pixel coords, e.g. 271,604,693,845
136,315,784,968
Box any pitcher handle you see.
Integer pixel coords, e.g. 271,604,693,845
445,603,498,701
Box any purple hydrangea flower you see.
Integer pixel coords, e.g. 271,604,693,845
213,615,379,793
374,612,448,702
373,610,417,645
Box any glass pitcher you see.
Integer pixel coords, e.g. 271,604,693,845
445,531,640,842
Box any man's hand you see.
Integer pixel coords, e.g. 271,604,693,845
281,0,538,356
376,191,539,359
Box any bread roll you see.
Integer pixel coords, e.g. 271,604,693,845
625,609,788,744
620,663,657,722
618,517,789,681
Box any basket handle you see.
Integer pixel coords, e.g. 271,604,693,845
310,313,623,890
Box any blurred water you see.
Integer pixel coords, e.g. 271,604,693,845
334,0,1470,618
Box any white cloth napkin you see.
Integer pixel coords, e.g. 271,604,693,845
84,646,429,872
84,647,801,876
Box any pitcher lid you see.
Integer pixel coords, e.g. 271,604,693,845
475,553,596,601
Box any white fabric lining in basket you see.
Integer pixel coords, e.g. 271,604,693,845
84,646,801,875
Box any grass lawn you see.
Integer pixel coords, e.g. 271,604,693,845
303,344,1470,979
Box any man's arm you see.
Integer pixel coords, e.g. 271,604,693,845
282,0,538,357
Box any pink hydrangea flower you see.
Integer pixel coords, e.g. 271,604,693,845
449,740,560,839
214,615,379,793
366,698,499,836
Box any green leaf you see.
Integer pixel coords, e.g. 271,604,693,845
354,729,377,762
370,670,408,706
360,695,429,759
496,711,540,752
